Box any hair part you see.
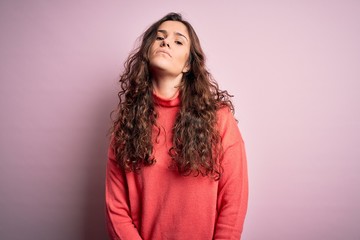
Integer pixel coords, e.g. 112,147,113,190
110,12,234,180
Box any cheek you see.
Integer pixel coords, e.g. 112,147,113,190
148,44,155,57
176,47,189,62
149,40,158,55
181,51,190,65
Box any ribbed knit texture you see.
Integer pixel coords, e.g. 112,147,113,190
106,92,248,240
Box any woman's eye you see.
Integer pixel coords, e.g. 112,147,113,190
156,36,164,40
175,41,183,45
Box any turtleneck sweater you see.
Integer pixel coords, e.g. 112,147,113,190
106,92,248,240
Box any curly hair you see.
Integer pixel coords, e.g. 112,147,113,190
110,12,234,180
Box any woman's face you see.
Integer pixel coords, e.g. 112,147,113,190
149,21,191,78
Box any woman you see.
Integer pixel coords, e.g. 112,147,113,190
106,12,248,240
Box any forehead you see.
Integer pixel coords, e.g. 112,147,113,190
157,21,189,37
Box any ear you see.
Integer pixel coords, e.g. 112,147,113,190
182,62,190,73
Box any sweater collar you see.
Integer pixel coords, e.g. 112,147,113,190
153,91,181,107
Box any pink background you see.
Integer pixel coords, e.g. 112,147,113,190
1,1,359,239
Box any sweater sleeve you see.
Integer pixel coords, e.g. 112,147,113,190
214,108,249,240
105,144,142,240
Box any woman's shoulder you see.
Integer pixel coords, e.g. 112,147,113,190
216,105,235,125
216,105,243,145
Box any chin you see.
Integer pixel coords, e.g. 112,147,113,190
150,60,172,72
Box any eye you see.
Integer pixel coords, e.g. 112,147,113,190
156,36,164,40
175,41,183,45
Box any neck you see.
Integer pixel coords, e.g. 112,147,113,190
152,73,183,99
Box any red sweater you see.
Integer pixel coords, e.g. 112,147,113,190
106,93,248,240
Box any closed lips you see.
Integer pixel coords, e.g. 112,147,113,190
157,50,171,57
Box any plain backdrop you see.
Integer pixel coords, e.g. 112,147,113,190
1,0,359,239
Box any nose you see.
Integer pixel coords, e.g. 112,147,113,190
160,40,170,48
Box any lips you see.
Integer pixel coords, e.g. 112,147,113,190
156,49,171,57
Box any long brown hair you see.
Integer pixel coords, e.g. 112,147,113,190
111,12,234,180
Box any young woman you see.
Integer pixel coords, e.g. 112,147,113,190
106,12,248,240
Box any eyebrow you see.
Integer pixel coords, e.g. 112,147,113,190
157,29,189,41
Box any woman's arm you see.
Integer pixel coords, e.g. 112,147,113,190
105,145,142,240
214,109,249,240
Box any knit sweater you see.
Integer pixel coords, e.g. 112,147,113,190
106,92,248,240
